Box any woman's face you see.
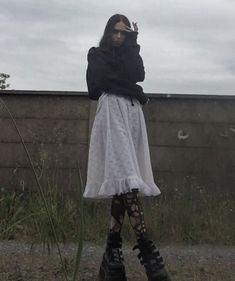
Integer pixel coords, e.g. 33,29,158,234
111,21,127,47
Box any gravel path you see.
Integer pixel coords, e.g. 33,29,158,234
1,240,234,263
0,241,234,281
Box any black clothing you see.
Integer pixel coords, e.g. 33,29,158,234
133,237,172,280
98,232,127,280
86,32,149,105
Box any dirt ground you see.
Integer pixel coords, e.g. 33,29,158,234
0,241,234,281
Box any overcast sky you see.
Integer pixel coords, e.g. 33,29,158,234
1,0,235,95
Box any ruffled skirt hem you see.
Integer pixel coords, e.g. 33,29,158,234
83,175,161,199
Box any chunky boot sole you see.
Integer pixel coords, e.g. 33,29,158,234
133,238,172,281
146,268,171,281
97,255,127,281
97,267,127,281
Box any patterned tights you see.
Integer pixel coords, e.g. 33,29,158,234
110,189,147,238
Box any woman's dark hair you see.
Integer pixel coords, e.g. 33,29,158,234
99,14,131,50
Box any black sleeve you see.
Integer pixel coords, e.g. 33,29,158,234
118,32,145,83
86,47,148,104
86,50,103,101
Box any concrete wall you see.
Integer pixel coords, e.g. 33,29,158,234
145,95,235,198
0,90,234,197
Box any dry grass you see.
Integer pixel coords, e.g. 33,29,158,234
0,185,234,245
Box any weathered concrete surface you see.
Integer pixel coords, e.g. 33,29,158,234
0,90,234,196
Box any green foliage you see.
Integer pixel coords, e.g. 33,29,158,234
0,73,10,90
0,187,25,239
141,187,234,245
0,185,234,245
0,96,84,281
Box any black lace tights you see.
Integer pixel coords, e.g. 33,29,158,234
110,189,147,238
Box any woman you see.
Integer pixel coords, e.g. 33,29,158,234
83,14,171,281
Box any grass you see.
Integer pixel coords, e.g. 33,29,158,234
0,96,84,281
0,183,234,246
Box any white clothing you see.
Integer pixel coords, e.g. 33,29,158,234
83,92,161,199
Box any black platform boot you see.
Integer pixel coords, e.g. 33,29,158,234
97,232,127,281
133,236,171,281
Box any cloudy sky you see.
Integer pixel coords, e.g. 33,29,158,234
1,0,235,95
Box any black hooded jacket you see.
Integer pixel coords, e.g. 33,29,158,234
86,31,149,105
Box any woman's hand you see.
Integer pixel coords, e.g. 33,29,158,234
132,22,138,32
125,22,138,32
115,21,138,33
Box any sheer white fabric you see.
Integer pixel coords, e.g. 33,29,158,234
83,92,161,199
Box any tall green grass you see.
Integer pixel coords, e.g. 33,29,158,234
0,96,84,281
0,185,234,245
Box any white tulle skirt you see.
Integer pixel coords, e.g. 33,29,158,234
83,92,161,199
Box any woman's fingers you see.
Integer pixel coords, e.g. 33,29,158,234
132,21,138,32
117,21,138,32
126,27,133,32
126,23,138,32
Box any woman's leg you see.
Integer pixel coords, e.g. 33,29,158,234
109,194,126,233
122,188,147,238
98,194,127,280
123,189,171,281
